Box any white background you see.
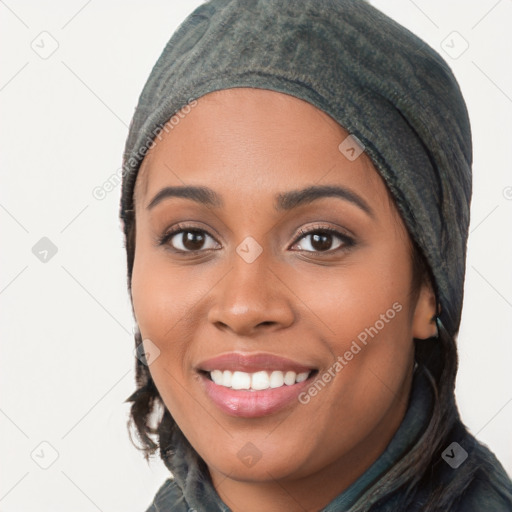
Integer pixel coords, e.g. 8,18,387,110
0,1,511,510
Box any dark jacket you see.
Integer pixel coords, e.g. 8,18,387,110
144,368,512,511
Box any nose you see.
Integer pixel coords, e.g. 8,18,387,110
207,249,295,337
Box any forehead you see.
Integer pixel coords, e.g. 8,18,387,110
134,88,386,211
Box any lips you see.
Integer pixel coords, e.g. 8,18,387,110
197,352,315,373
196,352,318,418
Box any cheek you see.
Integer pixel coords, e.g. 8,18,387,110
288,246,415,408
130,246,193,399
131,240,193,341
279,261,415,473
290,245,413,346
131,265,169,341
131,253,202,427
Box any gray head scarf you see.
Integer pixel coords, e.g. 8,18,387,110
119,0,472,337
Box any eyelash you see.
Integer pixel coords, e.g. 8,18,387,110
157,223,355,255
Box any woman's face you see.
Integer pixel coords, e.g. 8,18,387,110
131,88,436,507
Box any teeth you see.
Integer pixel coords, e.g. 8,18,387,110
223,370,232,387
211,369,223,385
208,369,311,390
251,371,270,390
231,371,251,390
296,372,309,383
284,371,296,385
270,370,284,388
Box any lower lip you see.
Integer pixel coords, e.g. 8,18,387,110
200,373,314,418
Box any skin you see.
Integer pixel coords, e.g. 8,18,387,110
130,88,437,512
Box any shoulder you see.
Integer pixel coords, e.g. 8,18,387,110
377,419,512,511
454,472,512,511
144,478,190,512
451,439,512,512
433,419,512,511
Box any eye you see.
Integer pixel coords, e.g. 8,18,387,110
158,224,220,253
158,223,355,255
291,225,354,253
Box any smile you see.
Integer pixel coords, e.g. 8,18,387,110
196,352,318,417
208,369,311,390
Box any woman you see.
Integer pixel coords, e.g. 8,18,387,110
119,1,512,510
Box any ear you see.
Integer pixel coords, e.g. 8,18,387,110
412,280,438,340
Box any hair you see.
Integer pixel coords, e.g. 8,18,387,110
122,187,478,511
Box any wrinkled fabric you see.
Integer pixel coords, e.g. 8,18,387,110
119,0,472,337
144,367,512,511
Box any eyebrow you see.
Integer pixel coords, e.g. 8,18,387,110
146,184,374,217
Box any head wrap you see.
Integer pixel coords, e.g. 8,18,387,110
120,0,472,337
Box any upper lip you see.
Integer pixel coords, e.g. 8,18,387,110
197,352,316,373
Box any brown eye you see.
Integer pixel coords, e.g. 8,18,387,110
160,227,220,252
179,230,207,251
291,227,354,253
